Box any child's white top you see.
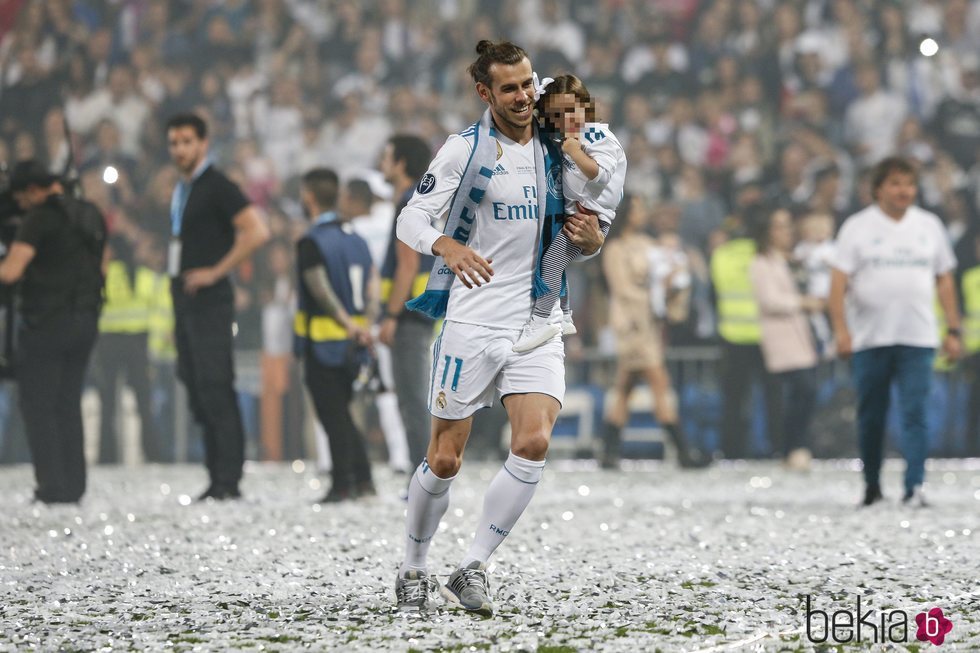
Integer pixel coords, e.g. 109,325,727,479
793,238,836,299
562,121,627,224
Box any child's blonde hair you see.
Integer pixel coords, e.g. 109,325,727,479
799,212,835,242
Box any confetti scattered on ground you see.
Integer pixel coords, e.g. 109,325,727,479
1,459,978,651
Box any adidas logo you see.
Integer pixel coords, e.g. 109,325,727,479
492,163,508,176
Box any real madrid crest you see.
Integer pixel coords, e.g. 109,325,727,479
496,141,503,160
436,391,447,410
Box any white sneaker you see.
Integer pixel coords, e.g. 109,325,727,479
513,317,561,353
902,485,929,508
784,447,812,472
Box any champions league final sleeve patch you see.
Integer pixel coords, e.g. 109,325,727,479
417,173,436,194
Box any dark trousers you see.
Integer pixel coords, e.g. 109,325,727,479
304,356,372,490
95,332,164,463
719,342,781,458
17,310,98,503
772,366,817,456
174,300,244,489
966,353,980,456
852,345,934,493
390,317,434,469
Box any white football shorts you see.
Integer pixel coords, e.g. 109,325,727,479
427,320,565,420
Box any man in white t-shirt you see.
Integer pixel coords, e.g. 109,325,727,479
392,40,603,616
829,156,962,508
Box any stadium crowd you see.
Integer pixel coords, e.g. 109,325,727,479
1,0,979,465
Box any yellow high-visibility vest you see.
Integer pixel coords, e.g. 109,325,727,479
380,273,429,303
147,273,175,361
710,238,761,344
293,311,369,341
962,266,980,355
99,262,156,334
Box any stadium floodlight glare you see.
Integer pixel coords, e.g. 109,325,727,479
920,38,939,57
103,165,119,184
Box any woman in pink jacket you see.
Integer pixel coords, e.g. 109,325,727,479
748,206,823,470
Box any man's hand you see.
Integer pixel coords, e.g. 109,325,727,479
835,329,853,359
563,203,604,255
379,316,398,346
433,236,493,288
942,333,963,362
182,266,220,294
349,323,372,347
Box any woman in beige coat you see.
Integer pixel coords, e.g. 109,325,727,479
748,207,822,470
600,195,708,469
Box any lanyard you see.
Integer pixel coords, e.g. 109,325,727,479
169,159,211,237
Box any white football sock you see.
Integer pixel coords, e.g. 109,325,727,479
401,460,454,574
461,452,545,568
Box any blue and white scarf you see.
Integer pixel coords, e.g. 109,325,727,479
406,108,565,318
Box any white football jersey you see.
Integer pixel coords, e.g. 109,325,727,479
397,130,562,329
562,122,627,224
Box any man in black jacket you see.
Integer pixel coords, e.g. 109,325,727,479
0,160,107,504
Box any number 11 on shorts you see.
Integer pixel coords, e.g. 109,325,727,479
440,356,464,392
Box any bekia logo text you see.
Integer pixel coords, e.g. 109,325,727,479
805,595,952,645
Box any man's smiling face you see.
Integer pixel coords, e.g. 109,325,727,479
478,57,535,138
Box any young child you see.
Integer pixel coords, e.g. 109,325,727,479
513,74,628,352
793,211,836,358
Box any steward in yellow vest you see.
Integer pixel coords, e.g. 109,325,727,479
962,265,980,356
710,237,761,344
100,261,156,334
962,262,980,456
94,237,165,463
709,212,780,460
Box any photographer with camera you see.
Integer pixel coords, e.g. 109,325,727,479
0,160,106,504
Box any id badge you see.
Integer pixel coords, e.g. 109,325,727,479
167,238,182,277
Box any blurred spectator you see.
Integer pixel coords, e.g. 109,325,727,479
794,211,837,357
749,206,820,471
844,60,906,167
343,176,411,474
710,209,781,459
600,195,708,469
96,233,165,464
258,238,295,461
677,164,725,254
931,56,980,171
40,107,70,174
959,227,980,456
830,157,961,506
256,77,304,181
378,134,436,473
316,90,390,174
518,0,586,68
